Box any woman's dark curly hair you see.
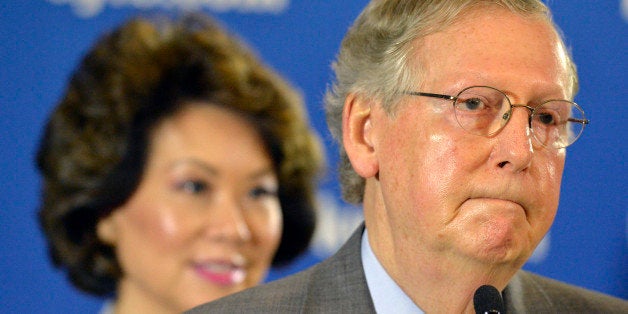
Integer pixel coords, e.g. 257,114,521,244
36,13,323,296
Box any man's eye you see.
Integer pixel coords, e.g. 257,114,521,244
179,180,207,194
538,113,555,125
535,110,561,126
458,98,485,111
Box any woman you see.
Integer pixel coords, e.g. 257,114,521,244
36,13,323,313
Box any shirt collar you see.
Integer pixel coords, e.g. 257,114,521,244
361,228,425,314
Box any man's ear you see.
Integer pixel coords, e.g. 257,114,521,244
96,212,119,245
342,93,379,178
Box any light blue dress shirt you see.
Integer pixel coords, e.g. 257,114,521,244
361,229,425,314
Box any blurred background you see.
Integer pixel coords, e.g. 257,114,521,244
1,0,626,312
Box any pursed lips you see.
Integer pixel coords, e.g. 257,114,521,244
465,194,529,216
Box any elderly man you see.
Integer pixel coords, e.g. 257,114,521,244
188,0,628,313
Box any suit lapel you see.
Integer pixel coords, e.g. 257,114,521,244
504,271,555,313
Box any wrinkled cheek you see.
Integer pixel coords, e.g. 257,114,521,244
549,148,565,180
546,152,565,204
532,156,565,237
421,135,467,202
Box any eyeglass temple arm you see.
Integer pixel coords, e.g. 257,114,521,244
406,91,456,101
568,118,589,124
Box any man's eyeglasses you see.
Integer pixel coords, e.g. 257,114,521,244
406,85,589,149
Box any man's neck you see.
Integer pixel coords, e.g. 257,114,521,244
366,227,517,313
361,229,425,313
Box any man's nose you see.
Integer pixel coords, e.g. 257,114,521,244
492,107,534,172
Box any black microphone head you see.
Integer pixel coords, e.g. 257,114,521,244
473,285,505,314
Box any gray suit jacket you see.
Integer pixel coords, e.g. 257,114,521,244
187,224,628,313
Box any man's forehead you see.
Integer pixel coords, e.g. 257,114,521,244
408,8,572,93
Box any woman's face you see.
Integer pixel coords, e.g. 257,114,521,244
97,104,283,313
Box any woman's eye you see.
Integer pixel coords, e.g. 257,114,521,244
178,180,208,194
248,186,278,199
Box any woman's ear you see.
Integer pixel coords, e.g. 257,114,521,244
342,93,379,178
96,212,119,245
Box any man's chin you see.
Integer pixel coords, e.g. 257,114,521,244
464,240,531,267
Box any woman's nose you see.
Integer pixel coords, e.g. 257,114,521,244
204,196,252,244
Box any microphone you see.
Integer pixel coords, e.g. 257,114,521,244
473,285,505,314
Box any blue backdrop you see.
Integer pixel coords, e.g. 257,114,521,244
1,1,626,312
